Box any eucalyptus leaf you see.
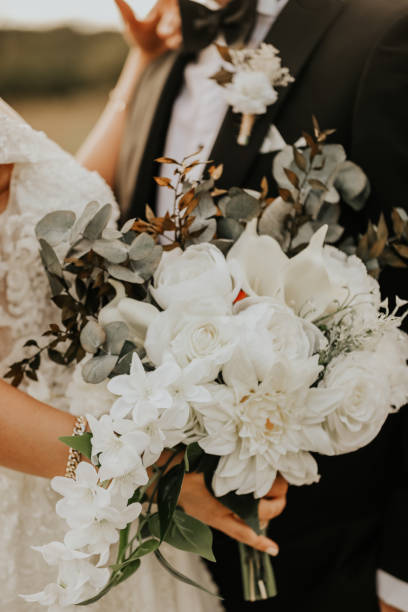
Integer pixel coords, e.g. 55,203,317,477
225,188,260,221
92,239,128,264
59,432,93,460
108,264,144,284
217,217,244,241
334,161,370,211
103,321,129,355
196,192,218,220
128,233,155,261
35,210,76,246
82,354,118,384
189,218,217,244
70,201,100,244
130,245,163,280
102,227,123,240
83,204,112,241
80,320,106,354
150,509,215,562
39,239,63,277
121,218,136,233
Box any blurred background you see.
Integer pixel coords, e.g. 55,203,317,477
0,0,155,152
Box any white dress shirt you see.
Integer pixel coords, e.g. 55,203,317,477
157,2,408,609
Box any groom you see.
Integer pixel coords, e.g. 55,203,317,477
115,1,408,611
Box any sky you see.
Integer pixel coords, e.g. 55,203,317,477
0,0,156,29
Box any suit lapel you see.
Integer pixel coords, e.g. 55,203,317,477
210,0,346,190
125,51,193,221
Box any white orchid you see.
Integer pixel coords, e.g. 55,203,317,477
87,414,149,482
150,243,233,310
64,501,141,565
107,353,176,423
52,463,111,529
21,559,109,607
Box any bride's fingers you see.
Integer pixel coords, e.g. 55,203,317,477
258,496,287,522
265,474,288,499
214,514,279,556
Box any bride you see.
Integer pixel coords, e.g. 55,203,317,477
0,5,286,609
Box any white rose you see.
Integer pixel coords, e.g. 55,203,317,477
150,243,233,310
145,297,237,381
224,71,278,115
320,350,392,453
234,297,326,378
322,246,381,329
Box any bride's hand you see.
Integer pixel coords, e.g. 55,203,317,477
114,0,182,59
179,473,288,556
0,163,13,213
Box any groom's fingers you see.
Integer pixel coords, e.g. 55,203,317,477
258,496,287,522
216,514,279,556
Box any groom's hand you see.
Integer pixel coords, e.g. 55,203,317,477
379,601,403,612
114,0,182,59
0,163,13,213
179,472,287,556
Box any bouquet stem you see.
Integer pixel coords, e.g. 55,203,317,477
238,538,277,602
237,113,255,146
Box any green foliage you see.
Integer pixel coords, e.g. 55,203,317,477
157,463,185,540
149,510,216,562
59,432,93,460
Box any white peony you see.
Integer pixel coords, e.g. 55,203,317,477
150,243,233,310
224,71,278,115
145,297,238,381
320,350,393,453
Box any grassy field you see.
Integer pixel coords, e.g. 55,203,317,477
1,27,127,152
6,89,110,153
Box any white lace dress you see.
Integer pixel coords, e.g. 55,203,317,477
0,115,221,612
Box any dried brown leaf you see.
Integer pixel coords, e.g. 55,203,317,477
292,147,307,172
209,164,224,181
155,157,178,164
215,43,232,63
154,176,174,189
284,168,299,189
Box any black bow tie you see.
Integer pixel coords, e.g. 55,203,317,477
178,0,258,53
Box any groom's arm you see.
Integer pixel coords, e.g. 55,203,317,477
351,10,408,611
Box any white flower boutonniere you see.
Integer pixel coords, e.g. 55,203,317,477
211,43,294,146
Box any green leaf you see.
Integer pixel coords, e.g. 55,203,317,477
23,339,39,348
225,188,260,222
130,245,163,281
150,509,215,562
157,464,185,540
59,432,92,460
35,210,76,246
217,217,244,241
112,539,160,571
184,443,204,473
154,549,220,597
83,204,112,241
77,582,115,606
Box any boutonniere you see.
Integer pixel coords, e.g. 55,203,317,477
211,43,294,146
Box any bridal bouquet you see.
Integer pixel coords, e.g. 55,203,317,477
10,122,408,607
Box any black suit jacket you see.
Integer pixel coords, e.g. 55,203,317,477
116,1,408,609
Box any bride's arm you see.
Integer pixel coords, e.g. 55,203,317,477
0,380,76,478
77,0,181,188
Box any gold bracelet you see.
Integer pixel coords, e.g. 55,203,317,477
65,415,87,480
